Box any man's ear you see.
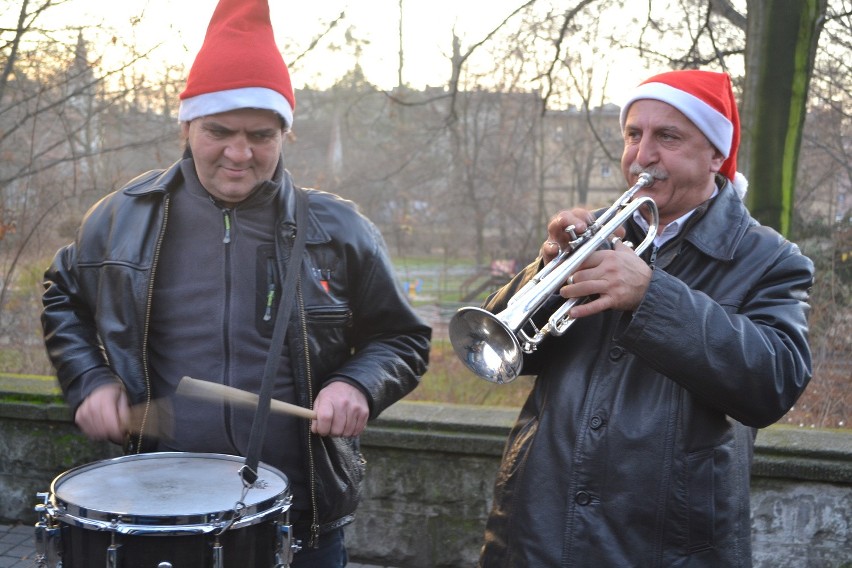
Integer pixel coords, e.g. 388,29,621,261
709,148,725,173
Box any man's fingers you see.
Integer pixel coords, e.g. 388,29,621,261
75,383,130,444
542,208,596,263
312,402,368,437
311,381,369,437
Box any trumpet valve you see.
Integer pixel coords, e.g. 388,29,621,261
564,224,580,240
564,224,588,251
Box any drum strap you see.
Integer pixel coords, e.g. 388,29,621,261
240,185,309,487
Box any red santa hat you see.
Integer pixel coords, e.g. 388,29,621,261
178,0,295,130
619,70,748,199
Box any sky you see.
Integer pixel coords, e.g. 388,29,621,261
25,0,684,110
45,0,545,89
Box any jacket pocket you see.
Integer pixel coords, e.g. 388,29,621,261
255,245,279,338
305,304,352,325
686,448,715,553
304,304,353,381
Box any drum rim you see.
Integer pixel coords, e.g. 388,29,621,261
49,452,291,533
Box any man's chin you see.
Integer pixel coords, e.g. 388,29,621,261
210,179,258,202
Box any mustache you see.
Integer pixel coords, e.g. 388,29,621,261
629,164,668,181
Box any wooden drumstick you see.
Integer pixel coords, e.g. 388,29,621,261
176,376,317,420
125,397,174,440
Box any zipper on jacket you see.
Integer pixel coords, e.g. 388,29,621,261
648,244,659,268
222,209,237,449
135,194,170,454
298,280,320,548
264,258,276,322
304,304,351,323
221,208,232,244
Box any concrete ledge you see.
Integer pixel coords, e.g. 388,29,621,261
362,401,517,456
752,426,852,483
0,399,121,533
369,402,852,482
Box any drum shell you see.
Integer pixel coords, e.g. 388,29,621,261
57,518,280,567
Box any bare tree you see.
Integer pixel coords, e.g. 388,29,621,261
0,0,180,371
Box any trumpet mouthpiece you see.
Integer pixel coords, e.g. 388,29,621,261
637,172,654,186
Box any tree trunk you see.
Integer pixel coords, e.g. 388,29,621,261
741,0,826,236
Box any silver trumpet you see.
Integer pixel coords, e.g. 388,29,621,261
449,173,659,384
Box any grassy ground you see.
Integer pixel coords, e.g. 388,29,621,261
403,339,534,408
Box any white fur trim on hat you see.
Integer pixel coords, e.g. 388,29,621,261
620,82,733,157
178,87,294,129
732,171,748,200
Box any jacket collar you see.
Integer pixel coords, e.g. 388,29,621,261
680,178,752,262
122,160,183,196
122,158,331,245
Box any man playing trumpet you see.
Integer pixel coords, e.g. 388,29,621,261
477,70,813,567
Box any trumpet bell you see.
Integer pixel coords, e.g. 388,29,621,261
448,307,523,384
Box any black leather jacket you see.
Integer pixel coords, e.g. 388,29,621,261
479,181,813,567
42,159,431,537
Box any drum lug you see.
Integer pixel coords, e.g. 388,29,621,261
34,492,61,568
275,521,300,567
211,537,223,568
106,542,122,568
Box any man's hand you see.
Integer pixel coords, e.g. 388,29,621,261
540,208,626,264
559,238,652,318
538,207,646,319
311,380,369,437
74,383,130,444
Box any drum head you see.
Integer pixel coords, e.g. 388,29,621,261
51,452,289,528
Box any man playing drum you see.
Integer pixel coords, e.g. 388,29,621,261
41,0,431,565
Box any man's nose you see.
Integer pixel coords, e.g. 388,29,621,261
634,136,659,166
225,136,252,161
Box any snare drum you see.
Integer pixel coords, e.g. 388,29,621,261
34,452,295,568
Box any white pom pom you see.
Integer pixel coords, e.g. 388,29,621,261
732,172,749,200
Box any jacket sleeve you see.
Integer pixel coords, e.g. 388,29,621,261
41,244,122,410
328,223,431,418
615,239,814,428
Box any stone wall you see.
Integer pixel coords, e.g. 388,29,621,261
1,399,849,567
